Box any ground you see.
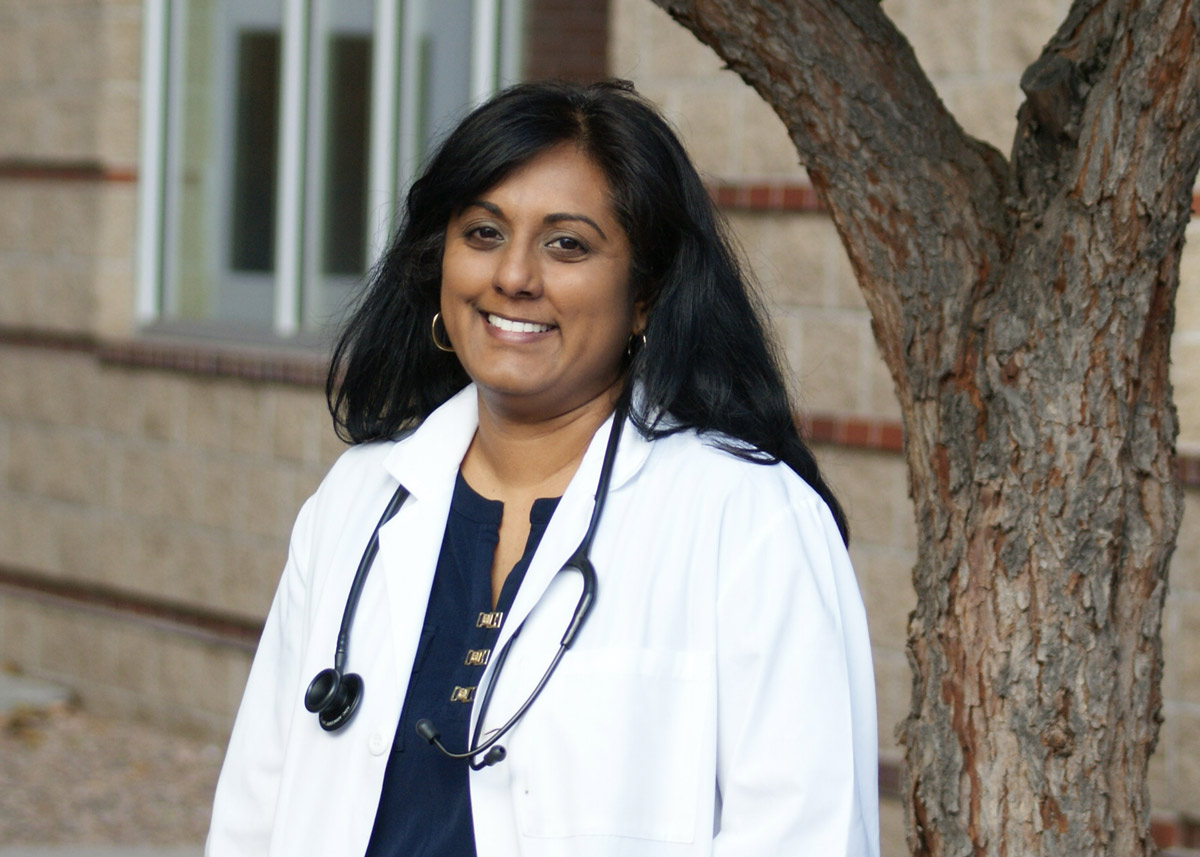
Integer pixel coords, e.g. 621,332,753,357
0,702,221,847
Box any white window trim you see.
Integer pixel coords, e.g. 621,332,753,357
136,0,517,340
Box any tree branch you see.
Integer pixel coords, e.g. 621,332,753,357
650,0,1015,402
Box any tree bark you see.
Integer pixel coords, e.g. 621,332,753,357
648,1,1200,854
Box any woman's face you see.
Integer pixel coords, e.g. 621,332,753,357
440,143,644,421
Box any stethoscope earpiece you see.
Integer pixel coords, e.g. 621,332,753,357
305,668,364,732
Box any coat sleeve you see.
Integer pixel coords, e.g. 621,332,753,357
711,481,879,857
206,493,317,857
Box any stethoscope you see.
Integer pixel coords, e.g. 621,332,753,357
304,399,626,769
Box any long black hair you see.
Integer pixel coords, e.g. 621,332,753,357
328,80,848,542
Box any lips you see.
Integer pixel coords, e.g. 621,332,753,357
485,312,554,334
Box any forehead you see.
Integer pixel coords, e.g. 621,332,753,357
465,144,616,219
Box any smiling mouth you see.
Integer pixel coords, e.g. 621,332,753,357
485,313,554,334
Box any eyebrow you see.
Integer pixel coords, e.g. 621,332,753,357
464,200,609,241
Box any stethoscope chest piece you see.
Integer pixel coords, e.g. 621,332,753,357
306,667,364,732
307,398,626,763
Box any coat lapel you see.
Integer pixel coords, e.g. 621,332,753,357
375,386,479,691
470,407,653,736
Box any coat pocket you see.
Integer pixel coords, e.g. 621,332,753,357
510,647,708,843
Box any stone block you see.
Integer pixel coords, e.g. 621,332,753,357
0,9,24,85
189,453,246,531
93,259,137,339
29,262,94,334
99,4,143,83
240,460,297,540
89,365,140,437
874,650,912,753
828,232,869,311
159,524,230,606
796,308,874,414
904,0,985,76
269,387,325,463
96,184,138,260
816,445,914,551
184,379,270,456
851,543,917,652
639,1,727,80
224,536,287,618
942,79,1023,155
95,87,140,165
37,91,100,161
0,596,44,668
138,372,189,443
867,344,904,422
736,94,807,180
156,636,242,715
27,427,110,505
879,792,908,857
1172,339,1200,450
984,0,1061,75
0,93,38,157
1175,227,1200,339
114,442,189,521
1167,594,1200,707
0,256,33,327
669,86,737,179
12,349,97,429
732,213,835,311
28,184,100,257
57,506,128,587
109,621,162,694
37,605,108,679
0,184,33,252
607,0,646,79
1172,490,1200,594
1173,707,1200,810
317,421,351,470
31,8,101,84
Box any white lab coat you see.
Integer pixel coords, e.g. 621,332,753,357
207,385,880,857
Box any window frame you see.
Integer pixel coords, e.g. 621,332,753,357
136,0,524,341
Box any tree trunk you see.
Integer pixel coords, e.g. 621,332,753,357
648,1,1200,854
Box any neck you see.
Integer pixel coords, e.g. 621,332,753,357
462,384,623,498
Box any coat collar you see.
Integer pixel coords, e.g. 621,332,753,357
381,383,651,501
376,383,654,741
375,384,652,719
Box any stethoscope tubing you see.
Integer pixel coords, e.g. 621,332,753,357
308,394,628,766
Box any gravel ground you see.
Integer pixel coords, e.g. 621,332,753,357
0,702,222,847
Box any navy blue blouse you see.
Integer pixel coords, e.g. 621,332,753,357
364,472,560,857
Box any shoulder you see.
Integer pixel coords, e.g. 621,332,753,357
638,428,832,519
297,438,404,536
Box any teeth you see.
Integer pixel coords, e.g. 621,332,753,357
487,313,552,334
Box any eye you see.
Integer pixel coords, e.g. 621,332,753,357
547,235,588,256
464,223,503,245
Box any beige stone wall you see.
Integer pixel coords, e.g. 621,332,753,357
0,0,142,166
0,0,142,340
0,341,342,731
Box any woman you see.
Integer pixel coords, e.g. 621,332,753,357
207,80,878,857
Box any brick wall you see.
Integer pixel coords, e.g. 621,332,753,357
524,0,610,82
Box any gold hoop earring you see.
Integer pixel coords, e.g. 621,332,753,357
626,330,648,358
431,312,455,353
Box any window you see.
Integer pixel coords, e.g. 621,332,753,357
137,0,523,340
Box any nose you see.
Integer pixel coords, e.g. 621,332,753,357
492,241,541,298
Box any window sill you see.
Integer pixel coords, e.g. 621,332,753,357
0,324,328,388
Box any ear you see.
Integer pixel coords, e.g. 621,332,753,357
632,300,649,335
